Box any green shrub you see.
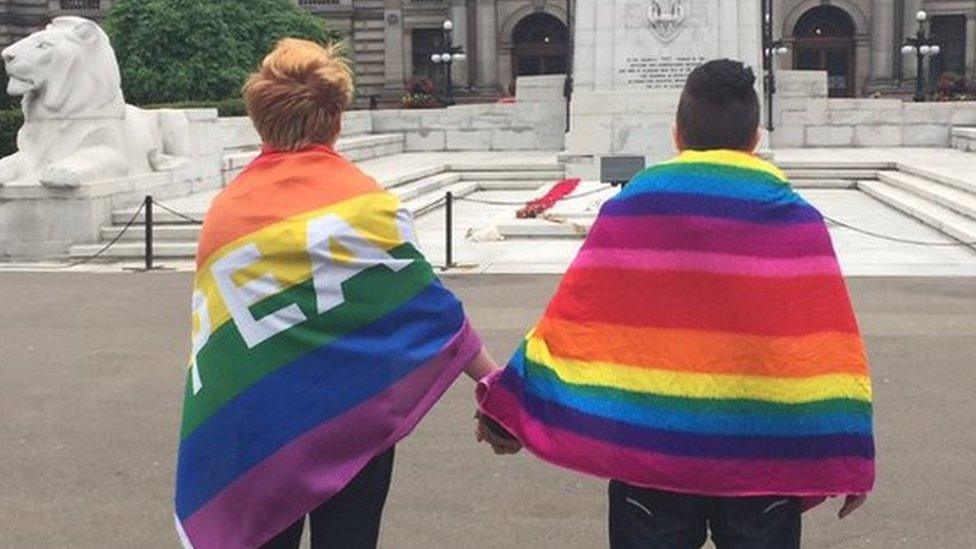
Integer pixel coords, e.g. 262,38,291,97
105,0,342,105
0,109,24,158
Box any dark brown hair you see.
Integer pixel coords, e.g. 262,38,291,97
676,59,760,151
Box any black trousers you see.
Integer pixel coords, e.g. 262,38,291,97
262,447,395,549
609,481,801,549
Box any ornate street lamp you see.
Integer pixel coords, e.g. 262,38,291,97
761,0,790,131
901,10,941,102
430,19,466,106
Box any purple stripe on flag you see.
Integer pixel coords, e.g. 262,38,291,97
179,321,482,549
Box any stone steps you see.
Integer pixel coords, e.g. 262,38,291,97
876,171,976,220
791,179,857,189
221,133,406,183
74,161,567,261
457,170,565,182
859,181,976,246
785,168,879,180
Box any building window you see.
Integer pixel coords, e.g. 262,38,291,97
792,5,856,97
930,15,967,86
60,0,101,9
412,28,447,80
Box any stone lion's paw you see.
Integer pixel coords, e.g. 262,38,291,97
39,163,85,188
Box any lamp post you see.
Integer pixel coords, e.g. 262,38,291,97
431,19,466,106
901,10,940,102
564,0,574,132
761,0,790,131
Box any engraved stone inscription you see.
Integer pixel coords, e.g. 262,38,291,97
618,55,706,89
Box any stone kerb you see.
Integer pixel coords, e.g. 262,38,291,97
952,127,976,152
771,70,976,149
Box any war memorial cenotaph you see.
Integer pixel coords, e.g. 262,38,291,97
564,0,764,178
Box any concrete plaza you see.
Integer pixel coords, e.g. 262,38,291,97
1,272,974,548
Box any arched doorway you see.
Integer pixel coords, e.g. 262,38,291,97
512,13,568,79
793,6,856,97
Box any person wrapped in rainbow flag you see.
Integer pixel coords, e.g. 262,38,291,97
477,60,875,549
174,40,499,548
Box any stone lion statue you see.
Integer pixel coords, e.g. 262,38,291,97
0,16,191,188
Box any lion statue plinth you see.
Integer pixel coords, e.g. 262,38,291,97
0,16,190,188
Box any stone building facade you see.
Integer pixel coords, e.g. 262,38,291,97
1,0,975,102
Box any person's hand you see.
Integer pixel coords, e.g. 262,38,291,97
838,494,867,519
474,411,522,455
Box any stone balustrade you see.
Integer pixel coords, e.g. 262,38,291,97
771,71,976,149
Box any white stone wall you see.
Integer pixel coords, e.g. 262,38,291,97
217,110,375,153
370,74,567,152
771,70,976,148
952,127,976,152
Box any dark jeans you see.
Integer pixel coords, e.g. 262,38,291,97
262,447,396,549
609,481,801,549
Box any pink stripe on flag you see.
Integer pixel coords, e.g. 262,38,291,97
573,248,841,278
587,215,833,258
181,322,482,549
478,372,874,500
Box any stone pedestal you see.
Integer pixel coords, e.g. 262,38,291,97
565,0,763,179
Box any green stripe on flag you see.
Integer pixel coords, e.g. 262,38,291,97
180,244,434,439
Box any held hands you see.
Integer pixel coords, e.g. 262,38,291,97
474,411,522,455
838,494,867,519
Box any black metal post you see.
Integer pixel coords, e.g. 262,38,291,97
444,191,453,270
915,47,925,101
914,24,928,102
144,195,154,271
565,0,574,132
445,27,454,105
905,16,933,102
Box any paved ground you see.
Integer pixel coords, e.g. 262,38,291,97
1,273,975,548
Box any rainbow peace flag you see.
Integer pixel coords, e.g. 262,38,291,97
174,146,481,548
478,149,875,500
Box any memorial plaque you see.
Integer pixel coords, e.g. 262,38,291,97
614,0,718,91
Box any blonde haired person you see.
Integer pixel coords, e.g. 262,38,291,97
175,39,502,549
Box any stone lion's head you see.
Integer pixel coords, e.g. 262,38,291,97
1,16,122,117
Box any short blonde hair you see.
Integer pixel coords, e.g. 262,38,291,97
243,38,354,151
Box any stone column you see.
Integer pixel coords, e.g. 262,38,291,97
384,7,405,89
451,0,470,87
475,0,498,88
967,15,976,80
869,0,894,84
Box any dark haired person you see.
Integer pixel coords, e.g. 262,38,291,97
477,59,875,548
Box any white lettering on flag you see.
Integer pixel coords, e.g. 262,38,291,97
307,214,413,314
189,290,211,394
212,244,308,348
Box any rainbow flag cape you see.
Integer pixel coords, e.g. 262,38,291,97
478,150,875,500
175,146,481,548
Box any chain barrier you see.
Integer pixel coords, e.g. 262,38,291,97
453,186,610,207
153,200,204,225
823,215,976,248
441,188,976,271
61,201,147,268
